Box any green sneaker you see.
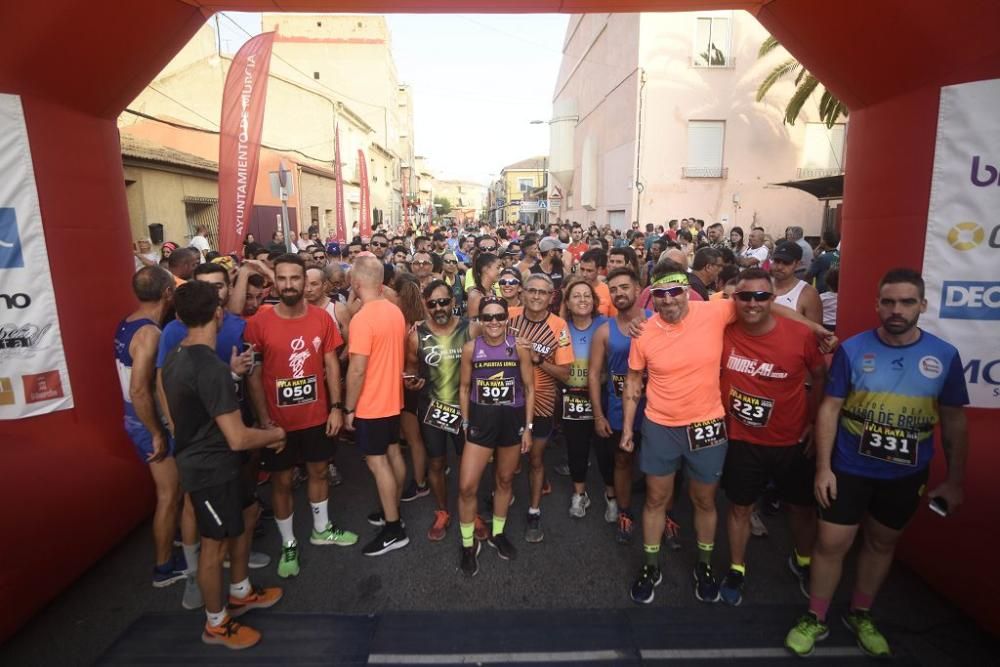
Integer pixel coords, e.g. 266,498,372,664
277,543,300,578
310,523,359,547
785,613,829,657
843,610,891,658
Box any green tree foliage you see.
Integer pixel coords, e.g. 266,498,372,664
756,36,848,128
433,196,452,216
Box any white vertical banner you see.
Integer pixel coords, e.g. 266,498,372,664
0,94,74,419
922,78,1000,409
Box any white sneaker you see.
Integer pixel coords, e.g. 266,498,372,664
750,509,769,537
604,496,619,523
569,492,591,518
181,574,203,610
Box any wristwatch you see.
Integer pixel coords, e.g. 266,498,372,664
526,422,534,431
344,407,356,415
331,402,344,410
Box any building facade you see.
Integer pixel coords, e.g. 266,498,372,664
550,11,845,237
493,157,548,226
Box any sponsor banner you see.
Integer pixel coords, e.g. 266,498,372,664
357,149,371,242
217,32,275,256
0,94,74,419
334,125,346,243
922,78,1000,408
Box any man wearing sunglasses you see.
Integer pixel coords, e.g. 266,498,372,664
410,251,435,287
368,233,390,262
716,268,828,608
531,238,566,315
621,259,832,605
771,241,823,325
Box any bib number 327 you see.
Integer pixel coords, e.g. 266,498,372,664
859,422,918,466
423,400,462,434
687,418,727,451
276,375,317,407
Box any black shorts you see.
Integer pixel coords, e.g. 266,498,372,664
819,467,930,531
356,415,401,456
467,403,525,449
531,415,554,440
403,389,419,415
418,398,465,459
190,477,251,540
260,424,333,471
722,439,815,507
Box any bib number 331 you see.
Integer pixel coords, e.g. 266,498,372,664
687,418,727,451
859,422,918,466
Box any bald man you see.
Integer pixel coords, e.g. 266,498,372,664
343,257,411,556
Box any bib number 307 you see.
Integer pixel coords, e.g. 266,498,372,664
859,422,918,466
477,377,515,406
687,418,727,451
276,375,317,407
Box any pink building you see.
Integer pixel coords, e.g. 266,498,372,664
549,11,845,238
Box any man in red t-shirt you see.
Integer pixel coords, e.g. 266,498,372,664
246,255,358,579
717,268,827,606
566,223,589,268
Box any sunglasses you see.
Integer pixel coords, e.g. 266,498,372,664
479,312,508,323
411,260,432,266
370,241,387,248
498,278,521,286
734,291,774,302
444,259,458,265
525,287,552,296
426,297,453,309
650,286,687,298
479,246,497,252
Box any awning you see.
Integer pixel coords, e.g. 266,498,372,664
773,175,843,200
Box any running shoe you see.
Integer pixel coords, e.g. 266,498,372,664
843,610,892,658
474,515,489,541
310,523,359,546
750,509,769,537
524,512,544,543
787,554,810,599
663,514,682,551
223,551,270,570
604,496,619,523
181,575,203,610
202,617,260,650
227,585,283,618
367,509,386,526
400,480,430,503
427,510,451,541
277,543,300,578
459,542,480,577
152,557,187,588
616,512,635,545
553,462,571,476
362,526,410,556
784,613,829,657
719,568,745,606
630,564,662,604
693,562,720,603
486,532,518,560
328,464,343,487
569,492,591,518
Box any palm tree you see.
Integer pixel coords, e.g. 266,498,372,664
756,36,847,128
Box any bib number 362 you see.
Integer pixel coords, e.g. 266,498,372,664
276,375,317,407
859,422,918,466
687,418,727,451
561,392,593,420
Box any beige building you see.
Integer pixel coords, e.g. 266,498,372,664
492,157,548,226
550,11,844,237
434,179,489,225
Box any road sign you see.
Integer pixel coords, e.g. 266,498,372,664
496,198,506,207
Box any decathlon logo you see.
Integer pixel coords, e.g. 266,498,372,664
940,281,1000,321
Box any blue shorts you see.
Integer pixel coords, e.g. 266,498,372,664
639,419,727,483
124,414,174,462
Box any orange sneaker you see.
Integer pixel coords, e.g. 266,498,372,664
427,510,451,541
202,616,260,650
228,585,283,618
474,515,489,541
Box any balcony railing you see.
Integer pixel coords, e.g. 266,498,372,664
682,166,728,178
796,167,844,179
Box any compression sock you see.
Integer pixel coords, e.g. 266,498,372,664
850,590,874,612
809,595,831,622
182,543,200,574
794,549,812,568
697,541,714,566
492,515,507,536
730,562,746,575
643,543,660,567
460,522,475,548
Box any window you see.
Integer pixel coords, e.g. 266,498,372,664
799,123,847,178
684,121,726,178
693,16,732,67
518,177,533,193
313,71,320,80
310,206,319,225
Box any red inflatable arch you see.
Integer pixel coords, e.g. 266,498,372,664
1,0,998,640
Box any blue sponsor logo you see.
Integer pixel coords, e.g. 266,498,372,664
0,208,24,269
940,281,1000,320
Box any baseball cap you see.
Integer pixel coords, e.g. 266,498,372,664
772,240,803,263
539,238,562,253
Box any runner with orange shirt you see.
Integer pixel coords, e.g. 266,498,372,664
508,273,574,543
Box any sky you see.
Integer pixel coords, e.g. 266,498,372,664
215,12,568,185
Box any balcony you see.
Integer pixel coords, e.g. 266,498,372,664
796,167,844,179
682,166,728,178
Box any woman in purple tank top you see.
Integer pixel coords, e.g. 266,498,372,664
455,297,535,576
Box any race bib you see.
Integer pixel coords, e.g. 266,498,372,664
611,372,647,398
687,418,727,451
423,399,462,434
728,388,774,428
561,391,594,420
276,375,318,407
859,422,918,466
476,376,516,406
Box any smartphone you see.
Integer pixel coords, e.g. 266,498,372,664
402,373,418,380
929,496,949,517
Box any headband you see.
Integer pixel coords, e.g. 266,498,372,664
652,273,689,287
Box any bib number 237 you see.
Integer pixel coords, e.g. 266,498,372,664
687,418,726,451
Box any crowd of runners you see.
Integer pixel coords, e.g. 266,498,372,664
117,218,970,656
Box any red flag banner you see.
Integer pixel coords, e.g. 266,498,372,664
357,149,371,242
217,32,274,256
334,124,346,243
